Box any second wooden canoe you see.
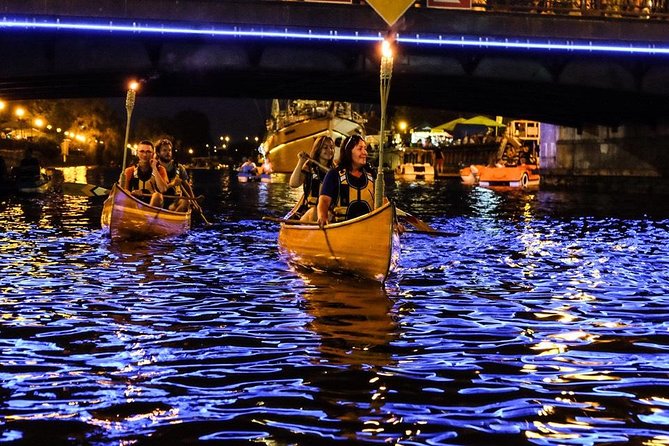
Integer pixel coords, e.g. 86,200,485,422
278,202,399,282
101,184,191,242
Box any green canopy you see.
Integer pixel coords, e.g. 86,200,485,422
432,117,466,132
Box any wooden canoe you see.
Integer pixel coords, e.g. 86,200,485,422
101,184,191,242
278,201,399,282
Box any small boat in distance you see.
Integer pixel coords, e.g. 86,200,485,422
461,163,540,188
262,99,366,173
101,184,191,242
278,202,399,283
460,120,541,188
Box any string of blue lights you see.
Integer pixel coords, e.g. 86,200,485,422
1,16,667,55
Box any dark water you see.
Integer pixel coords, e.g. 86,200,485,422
2,167,669,445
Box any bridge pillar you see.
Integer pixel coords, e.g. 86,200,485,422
541,121,669,193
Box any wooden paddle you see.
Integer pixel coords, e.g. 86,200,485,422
138,193,204,201
262,216,318,226
302,155,441,234
60,182,110,197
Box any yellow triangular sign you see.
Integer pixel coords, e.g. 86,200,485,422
366,0,415,26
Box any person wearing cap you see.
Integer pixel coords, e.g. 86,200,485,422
316,134,374,227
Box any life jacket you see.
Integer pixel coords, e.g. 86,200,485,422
303,165,326,206
333,169,375,222
126,165,157,194
163,162,184,197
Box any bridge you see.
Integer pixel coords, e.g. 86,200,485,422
0,0,668,128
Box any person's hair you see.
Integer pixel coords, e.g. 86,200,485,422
138,140,154,150
155,138,173,152
338,134,364,171
308,135,335,168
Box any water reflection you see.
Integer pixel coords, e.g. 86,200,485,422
299,273,396,367
298,273,402,442
3,170,669,444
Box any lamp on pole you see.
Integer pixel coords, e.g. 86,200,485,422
15,107,26,139
120,80,139,174
374,37,394,209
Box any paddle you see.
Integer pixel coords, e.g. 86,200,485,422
301,155,441,234
174,176,213,226
262,216,318,226
137,193,204,201
60,182,110,197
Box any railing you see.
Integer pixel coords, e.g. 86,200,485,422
279,0,669,20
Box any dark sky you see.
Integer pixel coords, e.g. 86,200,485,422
110,97,272,142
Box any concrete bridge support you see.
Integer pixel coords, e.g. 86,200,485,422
541,120,669,193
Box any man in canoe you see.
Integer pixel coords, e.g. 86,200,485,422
122,140,168,207
156,138,193,212
317,134,374,228
289,135,335,222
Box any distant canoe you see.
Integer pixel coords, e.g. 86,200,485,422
16,174,51,194
237,172,271,183
101,184,191,242
278,202,399,282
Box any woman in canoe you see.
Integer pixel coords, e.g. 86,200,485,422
289,135,335,221
317,134,374,227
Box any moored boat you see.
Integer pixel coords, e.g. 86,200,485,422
460,163,540,188
237,172,271,183
395,148,435,181
263,100,365,173
278,202,399,282
101,184,191,242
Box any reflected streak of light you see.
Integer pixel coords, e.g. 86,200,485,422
530,340,568,355
644,436,669,445
61,166,89,184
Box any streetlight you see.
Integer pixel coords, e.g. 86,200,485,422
375,37,394,209
15,107,26,139
120,80,139,173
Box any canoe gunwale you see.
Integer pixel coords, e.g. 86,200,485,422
278,202,397,282
102,184,191,242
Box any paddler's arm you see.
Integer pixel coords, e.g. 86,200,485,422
288,152,309,188
151,160,169,193
316,195,331,228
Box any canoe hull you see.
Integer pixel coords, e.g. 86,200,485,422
278,202,399,282
101,184,191,242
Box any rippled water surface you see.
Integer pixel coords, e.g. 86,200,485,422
2,168,669,445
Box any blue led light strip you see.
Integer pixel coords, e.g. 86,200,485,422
1,16,668,55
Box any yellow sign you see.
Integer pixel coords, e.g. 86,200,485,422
366,0,415,26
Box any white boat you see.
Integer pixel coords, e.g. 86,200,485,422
262,99,365,173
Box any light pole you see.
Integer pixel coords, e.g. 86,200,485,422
375,37,394,209
15,107,26,140
120,81,139,173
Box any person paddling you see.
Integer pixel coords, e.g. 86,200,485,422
317,134,374,228
156,138,192,212
289,135,335,221
122,140,168,207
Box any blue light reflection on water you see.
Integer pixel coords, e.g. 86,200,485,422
1,170,669,445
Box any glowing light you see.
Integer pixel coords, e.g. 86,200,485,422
14,107,25,118
128,80,139,91
381,38,393,58
0,17,666,56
